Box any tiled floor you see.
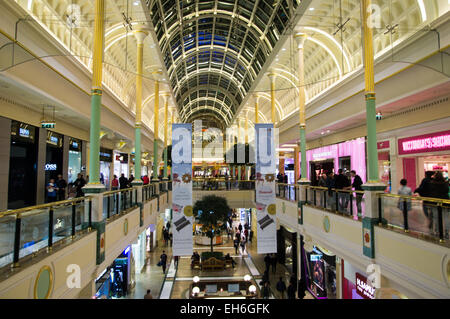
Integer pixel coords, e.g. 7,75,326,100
125,218,314,299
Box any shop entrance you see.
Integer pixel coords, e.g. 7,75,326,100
303,245,336,299
8,121,39,209
422,155,450,181
310,160,334,186
277,226,298,280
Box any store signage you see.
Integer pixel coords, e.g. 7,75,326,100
41,121,55,129
398,131,450,155
356,273,375,299
45,164,57,171
377,141,390,150
310,254,322,261
19,128,30,138
255,124,277,254
312,151,332,160
172,123,193,256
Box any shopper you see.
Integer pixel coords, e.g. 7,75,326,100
264,254,272,273
298,277,307,299
414,171,434,225
56,174,67,201
397,179,412,212
111,175,119,191
225,253,236,268
128,174,134,186
428,172,450,233
350,170,364,216
74,173,86,198
240,237,246,255
276,277,287,299
119,173,128,190
287,281,296,299
159,250,168,274
46,178,58,203
233,237,240,255
270,253,277,274
325,171,336,209
142,175,150,185
262,281,271,299
144,289,153,299
334,169,351,212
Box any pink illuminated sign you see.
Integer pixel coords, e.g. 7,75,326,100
398,130,450,155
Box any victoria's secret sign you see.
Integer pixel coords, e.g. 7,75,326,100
398,130,450,155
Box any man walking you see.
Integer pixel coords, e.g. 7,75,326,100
270,253,277,274
276,277,287,299
264,254,271,273
160,250,168,274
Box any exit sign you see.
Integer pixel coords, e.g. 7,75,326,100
41,122,55,128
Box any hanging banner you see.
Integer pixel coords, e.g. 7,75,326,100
171,123,193,256
255,124,277,254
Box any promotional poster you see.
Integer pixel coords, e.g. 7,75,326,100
255,124,277,254
172,123,193,256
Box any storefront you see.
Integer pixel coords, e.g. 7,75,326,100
45,131,64,197
8,120,39,209
377,140,392,193
277,226,298,280
342,259,373,299
114,151,129,178
397,130,450,191
302,245,336,299
100,148,113,189
68,138,82,184
95,247,133,299
132,231,147,273
302,137,366,186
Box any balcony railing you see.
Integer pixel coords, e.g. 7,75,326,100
192,178,255,191
102,188,138,220
0,197,92,269
378,193,450,243
305,186,366,221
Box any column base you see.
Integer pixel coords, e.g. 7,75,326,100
297,179,311,185
361,182,386,191
131,180,143,187
82,184,106,194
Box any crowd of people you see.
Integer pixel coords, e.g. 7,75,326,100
45,172,159,203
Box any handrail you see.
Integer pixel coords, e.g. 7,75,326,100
378,193,450,205
0,197,90,219
103,188,133,196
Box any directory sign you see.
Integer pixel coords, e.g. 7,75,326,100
172,123,193,256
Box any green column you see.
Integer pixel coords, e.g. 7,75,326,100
366,95,378,182
89,93,102,183
163,147,168,179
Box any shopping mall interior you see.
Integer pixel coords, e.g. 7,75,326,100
0,0,449,301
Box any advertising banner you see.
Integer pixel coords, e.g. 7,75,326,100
171,124,193,256
255,124,277,254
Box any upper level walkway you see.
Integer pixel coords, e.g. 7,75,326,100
0,178,448,298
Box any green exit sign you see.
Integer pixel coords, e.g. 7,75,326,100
41,122,55,128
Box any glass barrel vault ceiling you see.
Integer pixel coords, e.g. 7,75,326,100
146,0,302,126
